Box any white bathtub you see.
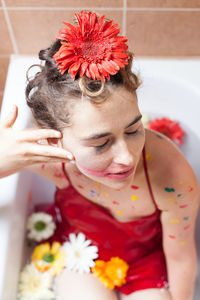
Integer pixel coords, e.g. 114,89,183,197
0,55,200,300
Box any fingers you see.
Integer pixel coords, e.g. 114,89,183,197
22,143,74,161
0,105,18,128
17,128,62,142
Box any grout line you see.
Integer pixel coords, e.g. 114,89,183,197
0,6,123,11
1,0,19,54
122,0,127,36
0,7,200,11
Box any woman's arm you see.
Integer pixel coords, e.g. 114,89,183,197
157,149,199,300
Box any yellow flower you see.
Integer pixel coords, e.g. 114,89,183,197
31,242,66,276
91,257,129,289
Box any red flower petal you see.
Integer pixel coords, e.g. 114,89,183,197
53,11,129,81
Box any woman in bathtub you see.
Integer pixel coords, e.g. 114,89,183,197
0,10,199,300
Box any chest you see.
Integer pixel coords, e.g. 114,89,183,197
65,165,157,222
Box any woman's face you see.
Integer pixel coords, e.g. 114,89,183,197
61,86,145,189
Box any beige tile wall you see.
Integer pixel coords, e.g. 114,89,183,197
0,0,200,108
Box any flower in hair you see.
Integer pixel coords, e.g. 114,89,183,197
53,11,130,82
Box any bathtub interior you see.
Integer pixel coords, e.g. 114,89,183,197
0,55,200,299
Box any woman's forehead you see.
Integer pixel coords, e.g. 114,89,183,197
70,89,139,133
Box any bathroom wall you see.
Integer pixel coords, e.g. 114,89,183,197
0,0,200,109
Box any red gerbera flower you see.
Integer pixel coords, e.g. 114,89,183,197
53,11,130,82
148,117,185,146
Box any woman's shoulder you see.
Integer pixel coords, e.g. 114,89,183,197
144,128,199,209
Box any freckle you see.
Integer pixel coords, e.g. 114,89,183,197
180,241,186,246
145,154,152,160
184,225,190,230
131,195,138,201
41,164,45,169
165,187,175,193
77,184,84,189
179,204,188,208
169,235,176,239
117,211,122,215
112,201,119,205
131,185,139,190
170,219,180,223
105,193,109,198
183,217,189,220
131,206,135,209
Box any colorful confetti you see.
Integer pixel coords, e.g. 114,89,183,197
188,186,194,192
184,225,190,230
179,204,188,209
131,195,138,201
169,235,176,239
105,193,109,198
112,201,119,205
145,154,152,160
131,185,139,190
165,187,175,193
41,164,45,169
183,217,189,221
170,219,180,223
77,184,84,189
180,241,186,246
177,194,182,197
117,211,122,215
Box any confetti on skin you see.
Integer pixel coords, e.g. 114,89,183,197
170,219,180,223
169,235,176,239
177,194,182,197
112,201,119,205
73,170,82,177
145,154,152,160
131,195,138,201
41,164,45,169
54,172,66,179
183,217,189,221
188,186,194,192
131,185,139,190
165,187,175,193
179,204,188,209
89,190,100,198
77,184,84,189
96,181,101,185
179,181,183,184
117,211,122,215
184,225,190,230
180,241,186,246
166,198,177,205
131,206,135,209
105,193,109,198
98,199,105,205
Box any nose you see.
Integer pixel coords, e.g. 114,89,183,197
112,139,134,166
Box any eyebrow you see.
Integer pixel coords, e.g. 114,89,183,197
81,114,142,141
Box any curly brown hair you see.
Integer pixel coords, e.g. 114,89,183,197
25,39,142,131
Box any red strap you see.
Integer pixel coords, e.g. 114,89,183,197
61,162,72,185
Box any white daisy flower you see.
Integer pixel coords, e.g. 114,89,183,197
27,212,56,242
141,113,150,127
62,232,98,274
18,263,54,300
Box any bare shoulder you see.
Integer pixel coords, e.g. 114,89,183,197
144,128,200,210
26,162,69,189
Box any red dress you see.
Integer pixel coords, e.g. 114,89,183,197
42,146,168,295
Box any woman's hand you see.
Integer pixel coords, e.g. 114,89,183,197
0,105,73,178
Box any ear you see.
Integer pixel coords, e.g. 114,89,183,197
47,138,61,147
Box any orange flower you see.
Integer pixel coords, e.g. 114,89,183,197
91,257,129,289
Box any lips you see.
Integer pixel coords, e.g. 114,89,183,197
105,167,135,179
106,167,134,175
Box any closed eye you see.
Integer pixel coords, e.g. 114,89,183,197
94,139,110,150
125,130,138,135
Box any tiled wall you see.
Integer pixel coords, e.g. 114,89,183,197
1,0,200,108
